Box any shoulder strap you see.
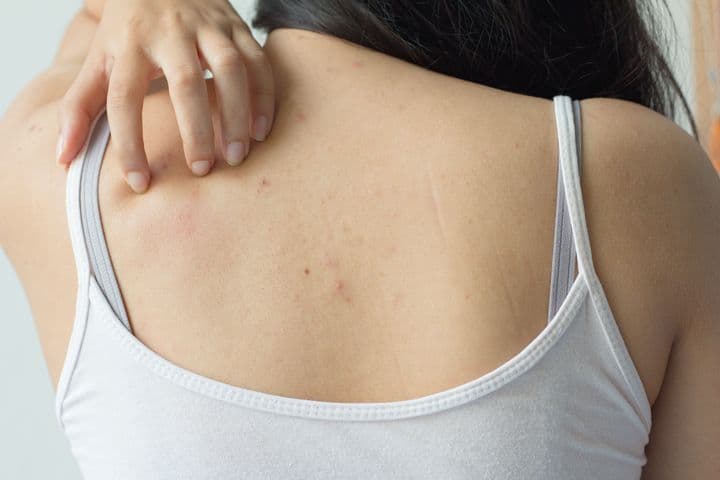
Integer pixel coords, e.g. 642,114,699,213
550,95,598,296
65,110,131,331
547,97,586,322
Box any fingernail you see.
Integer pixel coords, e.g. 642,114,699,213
226,142,245,166
191,160,211,176
127,171,148,193
55,131,65,164
253,115,268,141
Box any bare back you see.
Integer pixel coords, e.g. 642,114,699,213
2,27,682,415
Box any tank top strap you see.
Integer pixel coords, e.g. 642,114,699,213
547,96,584,322
550,95,598,285
65,110,131,331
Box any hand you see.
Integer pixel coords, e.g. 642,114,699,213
56,0,275,193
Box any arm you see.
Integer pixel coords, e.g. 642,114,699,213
2,9,98,126
580,98,720,478
84,0,104,20
636,115,720,477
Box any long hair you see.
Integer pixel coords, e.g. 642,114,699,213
252,0,697,138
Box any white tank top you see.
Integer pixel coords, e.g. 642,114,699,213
56,95,652,479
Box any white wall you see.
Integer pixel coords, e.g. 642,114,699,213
0,2,693,478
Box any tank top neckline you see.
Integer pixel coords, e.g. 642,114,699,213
58,96,650,424
86,265,587,421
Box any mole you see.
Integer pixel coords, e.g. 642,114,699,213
304,268,310,275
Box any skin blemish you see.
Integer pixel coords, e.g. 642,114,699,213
256,177,271,194
304,268,310,275
28,124,38,132
351,60,364,68
295,112,307,122
174,208,196,239
393,292,405,306
335,279,352,303
190,183,200,200
322,253,339,268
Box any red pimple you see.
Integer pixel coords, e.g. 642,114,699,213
335,279,352,303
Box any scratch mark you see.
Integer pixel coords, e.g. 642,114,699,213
426,160,449,249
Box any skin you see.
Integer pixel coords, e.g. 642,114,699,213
57,0,275,193
1,9,719,479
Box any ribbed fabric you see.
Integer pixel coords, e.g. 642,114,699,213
56,95,652,479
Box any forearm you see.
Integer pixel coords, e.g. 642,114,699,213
3,10,97,124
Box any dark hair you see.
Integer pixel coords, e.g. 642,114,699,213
252,0,697,138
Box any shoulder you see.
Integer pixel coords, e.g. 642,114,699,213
579,97,720,338
582,100,720,478
0,9,97,245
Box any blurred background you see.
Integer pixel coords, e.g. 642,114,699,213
0,1,715,478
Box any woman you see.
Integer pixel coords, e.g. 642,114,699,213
1,1,718,478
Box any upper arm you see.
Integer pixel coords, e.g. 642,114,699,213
1,9,97,244
604,102,720,478
580,97,720,478
640,136,720,478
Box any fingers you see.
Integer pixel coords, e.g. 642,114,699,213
232,24,275,143
106,47,153,193
158,33,216,176
57,50,109,166
198,28,250,166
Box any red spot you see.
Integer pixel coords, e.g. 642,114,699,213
322,254,339,268
351,60,363,68
295,112,307,122
464,293,471,300
335,280,352,303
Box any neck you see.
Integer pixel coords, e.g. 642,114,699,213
261,28,405,102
